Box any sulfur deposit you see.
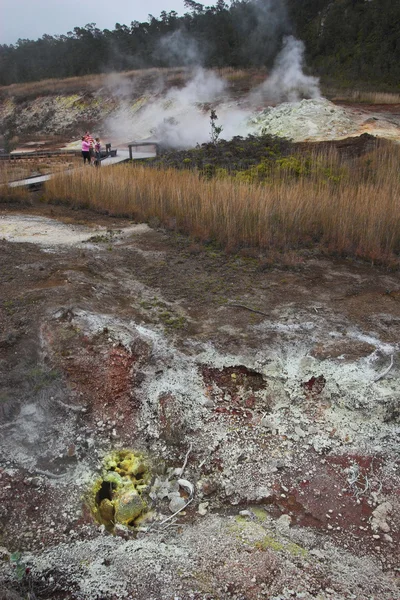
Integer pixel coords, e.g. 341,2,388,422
251,98,359,142
90,450,152,531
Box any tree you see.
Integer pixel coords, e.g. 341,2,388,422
210,109,223,144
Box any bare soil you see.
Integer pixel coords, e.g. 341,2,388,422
0,198,399,600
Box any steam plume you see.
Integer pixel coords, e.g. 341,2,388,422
104,1,321,149
154,29,204,67
251,36,321,104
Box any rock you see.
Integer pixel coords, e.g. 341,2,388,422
99,499,115,524
198,502,209,516
294,426,306,438
256,486,273,502
158,392,187,445
260,417,274,430
312,436,333,454
114,491,146,525
371,502,392,533
178,479,194,497
168,493,187,513
224,482,235,497
198,479,217,496
276,514,291,531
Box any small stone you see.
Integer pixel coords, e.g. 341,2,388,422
256,487,273,501
276,514,291,530
260,417,274,430
168,494,186,513
224,483,235,497
198,502,209,516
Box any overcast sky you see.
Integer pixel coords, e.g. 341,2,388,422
1,0,189,45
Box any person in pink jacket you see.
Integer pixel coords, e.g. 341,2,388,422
81,136,90,165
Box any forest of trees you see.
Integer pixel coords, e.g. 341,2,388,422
0,0,399,87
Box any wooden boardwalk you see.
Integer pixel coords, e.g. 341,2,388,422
7,149,156,188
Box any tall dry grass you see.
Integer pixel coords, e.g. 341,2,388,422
0,181,29,201
0,67,191,101
0,155,81,184
326,88,400,105
44,144,400,263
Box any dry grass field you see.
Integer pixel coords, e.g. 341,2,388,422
42,143,400,265
328,89,400,105
0,155,81,184
0,67,192,102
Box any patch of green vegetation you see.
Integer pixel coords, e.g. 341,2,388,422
0,391,9,403
28,366,60,392
158,310,186,330
154,135,347,186
287,541,308,558
139,297,186,330
140,296,163,310
86,234,110,243
152,134,290,178
255,534,285,552
10,551,27,583
85,230,119,244
250,507,268,522
3,299,15,315
230,511,308,557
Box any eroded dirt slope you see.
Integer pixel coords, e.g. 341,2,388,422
0,201,399,599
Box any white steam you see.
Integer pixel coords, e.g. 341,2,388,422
103,15,321,149
251,36,321,104
105,68,254,149
155,29,204,67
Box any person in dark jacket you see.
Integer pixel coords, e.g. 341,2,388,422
94,137,102,167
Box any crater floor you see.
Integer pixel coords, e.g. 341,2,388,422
0,201,399,599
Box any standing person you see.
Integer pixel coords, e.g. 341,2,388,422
86,132,95,165
94,137,102,167
81,136,90,165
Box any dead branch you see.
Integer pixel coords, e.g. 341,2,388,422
227,303,269,317
374,354,394,383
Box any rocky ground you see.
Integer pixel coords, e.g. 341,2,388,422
0,198,399,599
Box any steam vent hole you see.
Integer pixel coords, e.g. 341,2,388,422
90,450,151,532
